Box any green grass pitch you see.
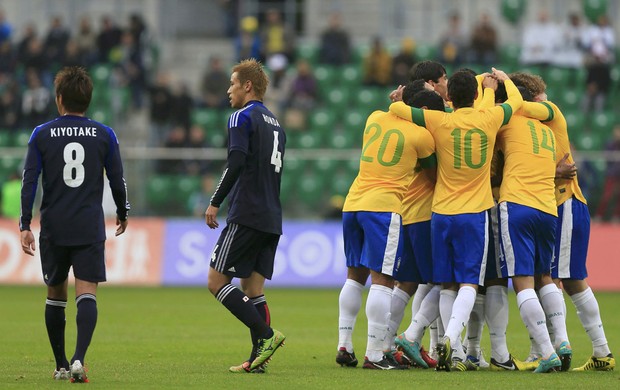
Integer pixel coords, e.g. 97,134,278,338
1,286,618,389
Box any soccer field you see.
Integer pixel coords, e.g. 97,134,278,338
1,286,618,389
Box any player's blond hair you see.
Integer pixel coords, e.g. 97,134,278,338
509,72,546,97
232,59,269,100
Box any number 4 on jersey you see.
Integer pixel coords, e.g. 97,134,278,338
271,130,282,173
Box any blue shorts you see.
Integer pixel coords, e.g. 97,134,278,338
395,220,432,283
39,236,106,285
342,211,402,276
431,211,488,285
499,202,557,278
553,197,589,280
484,205,504,282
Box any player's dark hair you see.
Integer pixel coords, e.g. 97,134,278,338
456,67,477,77
54,66,93,113
407,90,445,111
232,58,269,100
401,80,427,103
447,70,477,109
409,60,447,83
495,84,533,103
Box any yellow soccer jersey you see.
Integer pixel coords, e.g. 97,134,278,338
389,79,523,215
520,101,587,206
473,74,495,109
401,142,437,225
496,114,558,216
343,110,436,213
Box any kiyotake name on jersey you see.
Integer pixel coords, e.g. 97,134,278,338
50,127,98,137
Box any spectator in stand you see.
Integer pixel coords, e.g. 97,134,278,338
283,58,317,129
200,56,230,109
318,11,351,66
119,31,146,109
263,53,291,119
260,8,296,65
185,124,210,175
362,36,392,87
0,10,12,44
581,14,615,113
595,125,620,221
235,16,262,62
21,69,51,128
170,82,194,131
17,23,37,63
96,15,122,63
0,79,21,130
61,40,84,68
468,12,497,66
158,125,187,174
128,14,148,54
438,12,467,68
148,71,174,146
75,16,97,66
520,9,560,67
44,16,71,65
391,37,417,87
0,40,16,74
20,38,49,84
553,12,586,69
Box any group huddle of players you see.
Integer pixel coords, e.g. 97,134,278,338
335,60,615,373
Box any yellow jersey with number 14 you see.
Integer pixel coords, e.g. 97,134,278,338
343,110,436,213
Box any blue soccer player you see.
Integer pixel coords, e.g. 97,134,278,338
205,58,286,374
20,66,130,383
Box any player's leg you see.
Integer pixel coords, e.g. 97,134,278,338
464,288,486,367
207,224,283,371
39,236,71,380
337,211,368,367
564,279,615,371
69,241,107,383
537,273,571,370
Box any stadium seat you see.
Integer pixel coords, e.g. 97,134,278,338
146,175,175,213
343,109,367,133
564,111,585,139
308,107,337,137
499,44,521,69
557,88,580,110
545,67,572,90
0,156,22,177
312,157,338,175
13,131,30,147
192,109,220,129
296,42,319,65
289,131,322,149
90,108,112,126
330,168,355,197
314,65,339,99
325,88,350,117
296,171,325,208
415,44,437,61
591,111,615,138
328,129,357,149
172,175,202,206
339,64,361,90
90,64,111,88
0,130,11,147
574,131,604,151
354,87,383,113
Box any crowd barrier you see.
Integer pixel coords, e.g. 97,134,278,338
1,218,618,291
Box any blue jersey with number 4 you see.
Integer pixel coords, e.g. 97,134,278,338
225,101,285,235
20,115,130,245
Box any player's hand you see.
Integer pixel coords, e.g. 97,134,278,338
482,75,498,91
492,67,509,82
205,205,219,229
389,85,404,102
116,217,128,236
21,230,36,256
556,153,577,179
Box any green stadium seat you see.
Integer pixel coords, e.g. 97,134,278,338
328,130,357,149
296,171,325,208
192,109,220,128
574,131,604,151
289,131,322,149
296,42,319,65
558,88,580,110
90,108,112,126
416,44,437,60
13,131,31,147
325,88,350,117
546,67,572,90
499,44,521,69
308,107,337,135
339,64,362,90
0,130,12,147
314,65,339,98
343,109,367,133
355,87,383,112
591,111,615,137
146,175,175,213
330,169,355,197
172,176,202,205
312,157,338,175
0,156,22,177
91,64,111,88
565,111,585,139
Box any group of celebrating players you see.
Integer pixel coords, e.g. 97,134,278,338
336,60,615,373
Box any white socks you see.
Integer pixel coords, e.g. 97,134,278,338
411,284,433,317
366,284,393,362
444,286,477,347
465,293,485,357
388,287,411,350
404,285,441,342
538,283,569,348
485,285,510,363
517,288,555,358
338,279,364,352
570,287,611,357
